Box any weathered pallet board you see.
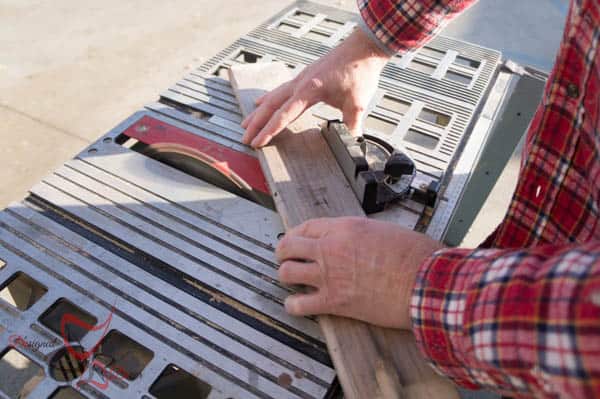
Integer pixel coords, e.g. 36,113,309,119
229,62,458,399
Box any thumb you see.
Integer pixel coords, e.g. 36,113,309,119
342,102,366,136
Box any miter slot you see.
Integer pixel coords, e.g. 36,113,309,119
21,192,327,358
5,200,334,385
35,171,286,303
0,203,333,397
0,242,289,398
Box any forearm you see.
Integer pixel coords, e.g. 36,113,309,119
411,242,600,397
357,0,479,54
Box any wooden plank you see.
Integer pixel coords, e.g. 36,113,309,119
229,62,458,399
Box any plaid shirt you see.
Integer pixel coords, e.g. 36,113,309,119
359,0,600,397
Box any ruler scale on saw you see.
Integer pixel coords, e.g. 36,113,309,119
0,1,540,398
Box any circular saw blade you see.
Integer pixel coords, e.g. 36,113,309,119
140,142,274,209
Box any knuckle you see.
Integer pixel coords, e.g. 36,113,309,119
277,262,291,282
347,103,365,114
303,77,324,93
298,219,315,234
285,297,302,315
263,101,277,111
276,109,291,123
275,238,288,258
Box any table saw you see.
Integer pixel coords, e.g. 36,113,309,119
0,1,546,398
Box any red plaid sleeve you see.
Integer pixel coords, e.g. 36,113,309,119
411,243,600,397
357,0,478,54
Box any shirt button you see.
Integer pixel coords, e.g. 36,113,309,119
566,83,579,98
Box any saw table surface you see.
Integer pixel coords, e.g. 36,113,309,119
0,2,525,399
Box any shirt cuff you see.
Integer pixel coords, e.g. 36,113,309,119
357,18,397,56
410,247,481,389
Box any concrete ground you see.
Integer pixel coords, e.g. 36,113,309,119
0,0,566,245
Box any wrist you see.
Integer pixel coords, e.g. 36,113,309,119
341,28,391,68
402,239,445,329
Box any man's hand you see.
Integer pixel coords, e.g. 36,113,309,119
241,29,390,148
276,217,444,330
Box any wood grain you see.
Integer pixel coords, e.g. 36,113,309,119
229,62,458,399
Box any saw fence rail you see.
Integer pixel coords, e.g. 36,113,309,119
0,1,543,398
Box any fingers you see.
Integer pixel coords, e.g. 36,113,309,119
241,107,258,129
286,218,334,239
278,260,321,287
242,82,292,145
342,101,366,136
284,292,327,316
255,92,267,106
250,93,312,148
276,236,318,263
